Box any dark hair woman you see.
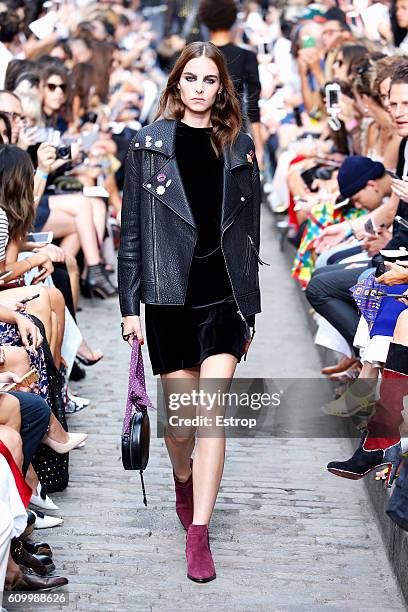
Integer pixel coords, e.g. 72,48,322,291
118,41,263,583
39,63,71,130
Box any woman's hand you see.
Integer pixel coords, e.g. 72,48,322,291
14,313,43,350
391,177,408,202
362,227,392,256
0,371,23,383
397,289,408,306
376,261,408,285
121,315,144,347
30,253,54,284
36,143,57,174
314,222,347,253
0,299,26,312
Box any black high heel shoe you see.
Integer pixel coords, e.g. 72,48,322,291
86,264,118,299
76,352,103,367
327,431,402,488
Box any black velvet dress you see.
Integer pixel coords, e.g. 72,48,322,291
144,121,253,375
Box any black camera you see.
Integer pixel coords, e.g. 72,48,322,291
80,111,98,126
56,145,72,160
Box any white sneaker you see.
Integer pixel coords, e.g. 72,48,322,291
68,389,90,408
30,483,59,511
32,510,64,529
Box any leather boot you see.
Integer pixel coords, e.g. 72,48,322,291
186,524,216,583
174,459,193,530
327,342,408,487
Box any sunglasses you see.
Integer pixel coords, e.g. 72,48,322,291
46,82,67,93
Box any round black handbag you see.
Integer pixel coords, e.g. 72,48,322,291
121,341,153,505
122,409,150,471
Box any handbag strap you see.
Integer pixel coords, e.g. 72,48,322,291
123,341,153,435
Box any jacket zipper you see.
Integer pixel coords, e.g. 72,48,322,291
221,222,246,322
150,153,160,300
244,234,251,276
248,235,270,266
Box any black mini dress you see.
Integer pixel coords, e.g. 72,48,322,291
145,121,254,375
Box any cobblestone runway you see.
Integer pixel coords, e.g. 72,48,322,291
46,215,405,611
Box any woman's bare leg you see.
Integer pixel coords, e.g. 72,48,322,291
0,286,52,341
394,309,408,345
60,233,80,259
0,424,23,470
49,311,57,357
44,413,69,444
0,394,21,430
162,366,199,482
64,253,80,312
45,288,65,367
192,353,238,525
44,194,101,265
25,464,39,491
0,346,30,378
89,197,107,246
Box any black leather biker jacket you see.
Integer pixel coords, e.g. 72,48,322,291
118,118,265,319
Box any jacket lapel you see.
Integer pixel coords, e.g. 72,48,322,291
221,144,254,230
142,155,197,229
136,118,253,232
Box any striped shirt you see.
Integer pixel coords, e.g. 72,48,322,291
0,208,9,263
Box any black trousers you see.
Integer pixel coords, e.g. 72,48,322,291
7,391,51,475
51,264,76,322
305,263,371,350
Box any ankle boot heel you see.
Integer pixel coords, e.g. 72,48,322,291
384,444,403,488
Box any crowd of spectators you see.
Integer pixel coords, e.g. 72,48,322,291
2,0,408,597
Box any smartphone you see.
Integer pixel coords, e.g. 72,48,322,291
395,215,408,230
325,83,341,110
364,218,376,235
20,293,40,304
293,106,303,128
386,169,400,180
0,271,12,281
301,34,316,49
27,232,53,244
257,42,270,55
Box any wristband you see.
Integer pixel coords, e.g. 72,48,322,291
35,169,48,181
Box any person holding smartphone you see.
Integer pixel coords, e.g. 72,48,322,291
119,41,262,583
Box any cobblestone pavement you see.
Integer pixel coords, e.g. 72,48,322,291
41,213,405,611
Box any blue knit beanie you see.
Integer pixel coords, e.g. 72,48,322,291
338,156,385,199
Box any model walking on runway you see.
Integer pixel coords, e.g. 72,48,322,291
118,41,262,582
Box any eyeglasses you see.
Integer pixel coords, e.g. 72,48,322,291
46,82,67,93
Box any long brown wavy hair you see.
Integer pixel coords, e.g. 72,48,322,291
154,42,242,157
0,145,35,241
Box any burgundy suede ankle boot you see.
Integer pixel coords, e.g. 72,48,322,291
173,460,193,530
185,524,216,583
